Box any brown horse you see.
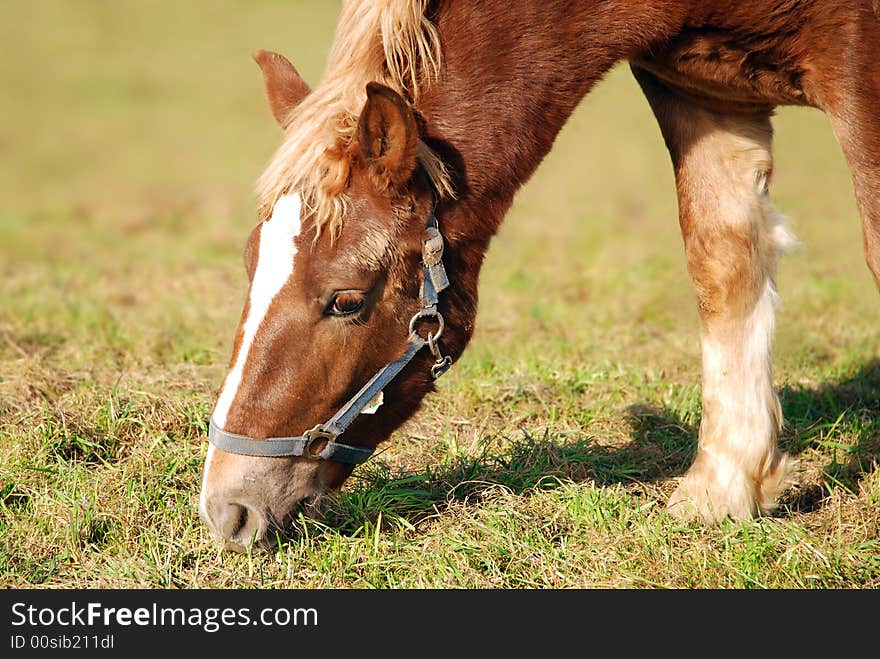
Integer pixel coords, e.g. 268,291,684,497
198,0,880,551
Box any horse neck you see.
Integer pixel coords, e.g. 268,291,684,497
418,0,691,241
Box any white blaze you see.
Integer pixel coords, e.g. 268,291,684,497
212,192,303,428
199,193,302,518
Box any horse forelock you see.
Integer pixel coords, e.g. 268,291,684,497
255,0,453,239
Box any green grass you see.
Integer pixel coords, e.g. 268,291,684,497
1,1,878,588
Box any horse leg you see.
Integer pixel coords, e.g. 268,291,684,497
632,66,797,521
826,86,880,290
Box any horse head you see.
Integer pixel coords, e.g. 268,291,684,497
199,51,468,551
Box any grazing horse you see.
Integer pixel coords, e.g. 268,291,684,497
199,0,880,550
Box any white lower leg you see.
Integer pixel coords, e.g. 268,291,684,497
668,277,794,520
636,96,799,521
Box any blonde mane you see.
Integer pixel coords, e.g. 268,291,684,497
256,0,454,236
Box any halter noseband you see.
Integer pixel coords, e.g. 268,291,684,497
208,181,452,465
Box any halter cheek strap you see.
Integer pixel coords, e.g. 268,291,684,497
208,183,452,464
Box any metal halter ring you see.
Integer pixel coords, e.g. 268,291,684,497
302,424,334,460
408,308,445,343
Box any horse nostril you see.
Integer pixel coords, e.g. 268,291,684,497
210,502,267,549
222,503,248,538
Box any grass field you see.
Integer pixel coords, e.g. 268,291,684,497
1,1,878,589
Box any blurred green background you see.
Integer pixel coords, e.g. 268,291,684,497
2,1,874,375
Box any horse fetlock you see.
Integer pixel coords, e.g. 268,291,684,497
667,447,795,522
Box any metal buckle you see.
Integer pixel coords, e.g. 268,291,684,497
422,226,444,267
431,355,453,379
427,333,452,379
302,424,334,461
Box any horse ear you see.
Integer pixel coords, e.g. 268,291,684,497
356,82,419,191
252,49,311,127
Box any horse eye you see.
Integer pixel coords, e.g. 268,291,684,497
328,292,365,317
